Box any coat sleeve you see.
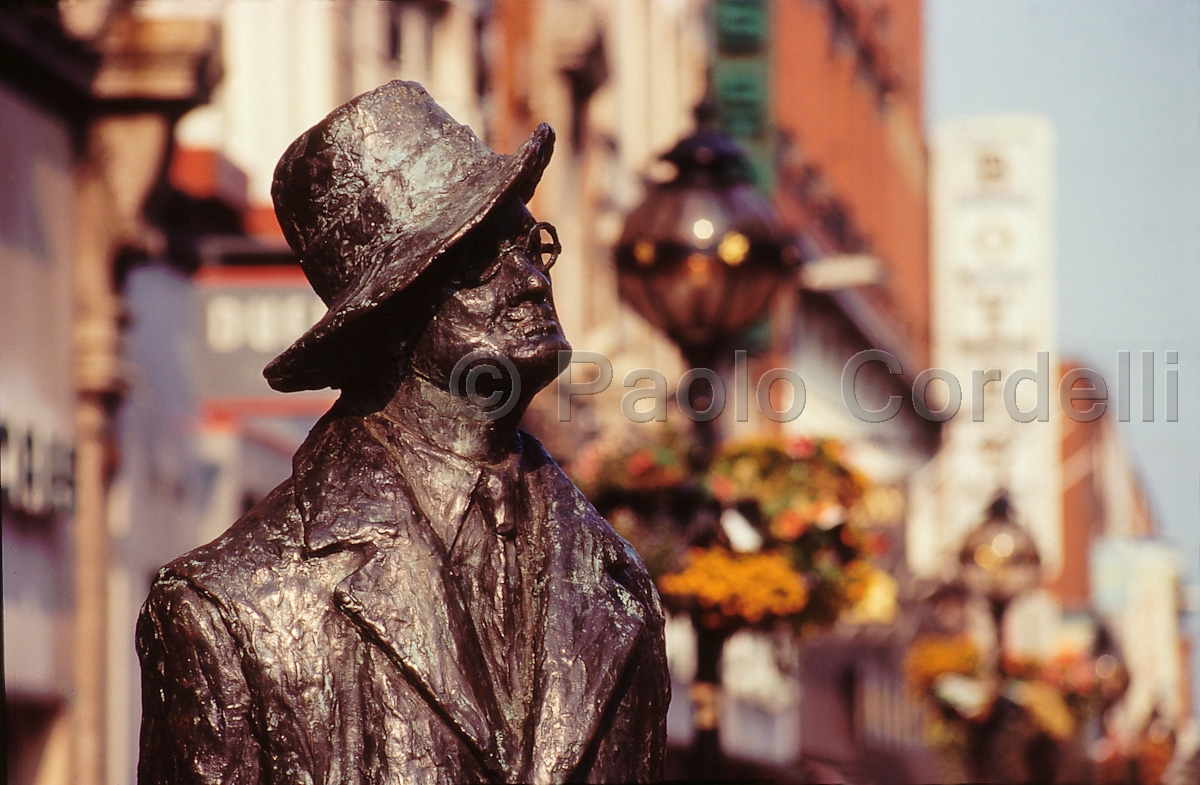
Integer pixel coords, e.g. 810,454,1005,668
136,574,263,785
579,550,671,783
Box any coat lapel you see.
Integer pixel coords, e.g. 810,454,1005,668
293,414,509,779
521,442,647,784
334,532,512,777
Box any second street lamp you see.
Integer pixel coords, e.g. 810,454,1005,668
958,492,1042,656
957,492,1045,782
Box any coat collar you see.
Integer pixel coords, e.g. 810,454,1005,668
291,412,647,782
367,417,482,551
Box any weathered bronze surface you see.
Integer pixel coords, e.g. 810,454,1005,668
136,81,669,784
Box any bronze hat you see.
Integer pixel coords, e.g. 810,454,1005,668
265,80,554,392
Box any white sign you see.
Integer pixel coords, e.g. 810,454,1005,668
193,269,330,402
205,292,326,355
909,114,1063,578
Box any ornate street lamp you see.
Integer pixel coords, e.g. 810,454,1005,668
958,492,1041,656
615,117,797,475
614,120,799,373
613,119,797,779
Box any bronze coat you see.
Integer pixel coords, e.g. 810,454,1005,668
137,411,669,784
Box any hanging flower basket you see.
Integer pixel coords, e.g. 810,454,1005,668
572,432,883,635
903,634,1131,753
658,547,809,632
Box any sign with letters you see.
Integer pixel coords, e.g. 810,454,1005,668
0,419,74,518
194,266,335,410
908,115,1063,578
714,0,773,190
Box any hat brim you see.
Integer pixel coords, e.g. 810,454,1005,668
264,123,555,393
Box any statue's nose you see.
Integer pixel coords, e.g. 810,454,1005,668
503,251,553,300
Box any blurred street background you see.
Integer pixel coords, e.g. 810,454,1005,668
3,1,1199,783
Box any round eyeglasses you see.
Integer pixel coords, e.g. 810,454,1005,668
449,221,561,289
502,221,561,275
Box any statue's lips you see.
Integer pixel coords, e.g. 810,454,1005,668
504,304,561,333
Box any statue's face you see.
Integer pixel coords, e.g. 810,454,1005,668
408,198,571,400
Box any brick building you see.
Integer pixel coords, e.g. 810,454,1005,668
772,0,928,369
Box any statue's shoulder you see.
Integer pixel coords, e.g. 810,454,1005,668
517,431,600,523
140,412,420,646
518,432,661,604
151,411,375,602
153,477,303,599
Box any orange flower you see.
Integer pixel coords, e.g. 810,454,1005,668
658,548,809,627
905,635,981,694
865,531,891,557
771,509,808,540
571,442,603,485
626,450,654,477
710,475,735,503
841,560,874,604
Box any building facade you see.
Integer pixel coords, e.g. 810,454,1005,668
3,2,981,781
1,6,218,785
1,50,81,785
915,111,1194,776
1061,405,1192,744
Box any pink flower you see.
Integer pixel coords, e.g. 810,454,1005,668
771,510,808,541
573,443,602,483
866,531,891,557
786,437,816,459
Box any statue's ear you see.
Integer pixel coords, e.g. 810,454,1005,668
333,279,449,403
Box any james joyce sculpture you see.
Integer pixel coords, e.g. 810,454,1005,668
136,81,669,784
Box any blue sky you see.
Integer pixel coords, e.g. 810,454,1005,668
926,0,1200,718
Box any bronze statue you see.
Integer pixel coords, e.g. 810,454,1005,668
137,81,669,784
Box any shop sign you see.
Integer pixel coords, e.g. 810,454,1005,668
715,61,769,139
713,0,774,190
716,0,767,54
194,267,327,402
0,419,74,518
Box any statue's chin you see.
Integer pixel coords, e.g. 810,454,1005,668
513,333,571,393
